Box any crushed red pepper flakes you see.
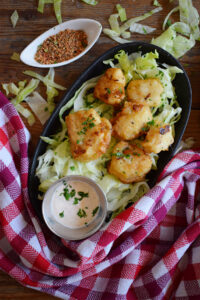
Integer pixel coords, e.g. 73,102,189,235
35,29,88,64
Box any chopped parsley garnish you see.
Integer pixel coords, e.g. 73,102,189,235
106,88,111,94
78,191,89,198
147,120,155,126
107,88,111,94
63,186,75,200
92,206,99,217
78,117,96,135
76,140,80,144
73,198,79,205
132,152,141,157
141,126,149,132
77,209,87,218
111,151,131,159
59,211,64,218
142,27,147,34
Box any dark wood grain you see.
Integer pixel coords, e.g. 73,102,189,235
0,0,200,299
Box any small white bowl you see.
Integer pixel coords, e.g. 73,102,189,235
42,175,107,240
20,18,102,68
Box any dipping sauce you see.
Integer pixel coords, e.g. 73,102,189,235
35,29,88,64
52,180,100,228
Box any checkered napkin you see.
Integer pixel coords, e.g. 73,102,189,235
0,91,200,300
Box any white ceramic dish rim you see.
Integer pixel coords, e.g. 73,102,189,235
42,175,107,240
20,18,102,68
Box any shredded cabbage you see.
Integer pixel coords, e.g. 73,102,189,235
103,28,133,44
53,0,62,24
179,0,200,40
25,92,50,125
16,104,35,126
13,79,40,106
109,14,120,34
162,6,179,30
10,52,20,62
103,6,162,43
153,0,161,7
36,50,182,219
151,26,195,58
23,69,66,90
2,68,64,126
153,0,200,57
38,0,53,13
2,83,19,96
120,7,162,33
130,23,156,34
81,0,98,5
116,4,127,22
10,10,19,28
38,0,62,24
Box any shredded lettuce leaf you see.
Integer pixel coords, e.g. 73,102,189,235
10,10,19,28
16,104,36,126
130,23,156,34
120,7,162,33
153,0,200,57
10,52,20,62
109,14,120,34
179,0,200,40
2,68,64,126
162,6,179,30
2,83,19,96
38,0,53,13
103,28,133,44
81,0,98,5
13,79,40,106
121,31,131,39
153,0,161,7
25,92,50,125
171,22,191,36
53,0,62,24
116,4,127,22
23,69,66,90
38,0,62,24
104,6,162,43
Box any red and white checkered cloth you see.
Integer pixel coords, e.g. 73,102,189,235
0,91,200,300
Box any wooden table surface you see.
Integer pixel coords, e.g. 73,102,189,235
0,0,200,299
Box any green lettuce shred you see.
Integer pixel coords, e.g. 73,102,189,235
116,4,127,22
81,0,98,5
10,10,19,28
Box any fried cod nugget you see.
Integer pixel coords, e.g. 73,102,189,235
108,141,152,183
112,102,152,140
142,124,174,154
66,109,112,162
127,78,163,107
94,68,126,105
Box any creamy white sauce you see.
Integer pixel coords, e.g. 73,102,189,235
52,180,100,229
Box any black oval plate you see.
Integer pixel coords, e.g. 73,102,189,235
28,42,192,220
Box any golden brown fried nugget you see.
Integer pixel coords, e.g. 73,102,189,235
94,68,126,105
66,109,112,162
108,141,152,183
142,124,174,154
112,102,152,140
127,78,163,107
